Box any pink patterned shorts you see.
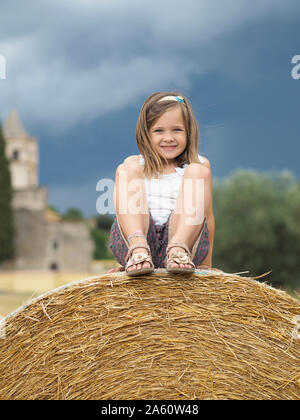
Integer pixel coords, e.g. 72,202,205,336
108,211,209,268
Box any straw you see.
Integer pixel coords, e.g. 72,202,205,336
0,270,299,400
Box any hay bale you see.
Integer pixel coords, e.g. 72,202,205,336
0,270,299,400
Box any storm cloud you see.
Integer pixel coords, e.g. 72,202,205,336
0,0,299,216
1,0,298,131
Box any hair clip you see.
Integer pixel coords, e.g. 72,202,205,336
158,95,185,104
175,96,185,103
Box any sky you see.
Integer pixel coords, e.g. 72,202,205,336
0,0,299,217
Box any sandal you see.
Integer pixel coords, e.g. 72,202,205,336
125,244,154,277
165,242,195,274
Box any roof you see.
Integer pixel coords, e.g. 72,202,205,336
3,109,28,139
44,208,62,223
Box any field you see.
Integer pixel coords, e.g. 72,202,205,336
0,260,118,316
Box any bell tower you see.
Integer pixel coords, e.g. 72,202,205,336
3,109,38,190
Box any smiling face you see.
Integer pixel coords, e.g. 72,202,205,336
149,105,187,167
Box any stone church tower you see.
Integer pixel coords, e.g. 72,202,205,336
2,110,93,272
4,109,38,190
4,110,47,213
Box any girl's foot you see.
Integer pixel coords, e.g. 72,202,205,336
168,245,194,269
126,237,153,274
165,242,195,273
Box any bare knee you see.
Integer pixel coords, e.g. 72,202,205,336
117,160,144,179
185,163,210,180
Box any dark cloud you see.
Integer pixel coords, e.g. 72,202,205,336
0,0,299,216
1,0,299,130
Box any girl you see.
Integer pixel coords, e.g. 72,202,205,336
108,91,217,276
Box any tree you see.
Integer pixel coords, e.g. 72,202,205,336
95,214,114,231
212,169,300,289
90,227,113,259
0,123,14,262
48,205,60,215
62,208,84,221
87,215,114,259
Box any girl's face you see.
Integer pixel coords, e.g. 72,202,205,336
149,106,187,166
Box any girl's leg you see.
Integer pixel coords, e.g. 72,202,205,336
168,163,211,269
114,160,151,272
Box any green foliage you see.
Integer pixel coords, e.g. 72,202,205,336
212,169,300,288
0,123,14,262
89,215,114,259
90,227,113,259
95,214,114,231
48,205,60,215
62,208,84,221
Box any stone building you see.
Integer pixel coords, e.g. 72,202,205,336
2,110,94,271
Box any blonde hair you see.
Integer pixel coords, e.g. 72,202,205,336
136,91,200,179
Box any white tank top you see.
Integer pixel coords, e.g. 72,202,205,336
139,154,206,225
